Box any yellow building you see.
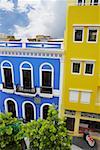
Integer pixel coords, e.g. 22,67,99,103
61,0,100,140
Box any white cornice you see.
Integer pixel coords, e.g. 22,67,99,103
0,48,64,59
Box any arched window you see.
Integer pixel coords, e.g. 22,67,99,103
22,101,36,122
40,103,51,119
17,61,35,94
40,63,54,94
1,60,14,89
4,98,18,117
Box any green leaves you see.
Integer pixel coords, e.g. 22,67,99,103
23,105,72,150
0,113,23,150
0,106,72,150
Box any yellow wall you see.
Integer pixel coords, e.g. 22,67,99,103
62,5,100,115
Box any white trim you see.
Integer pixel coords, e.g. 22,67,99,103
77,0,85,6
83,61,95,76
22,101,36,120
20,61,34,88
4,98,18,117
40,103,52,119
90,0,99,5
71,58,96,62
87,27,99,43
36,88,60,98
59,59,64,117
1,60,15,90
39,62,54,95
80,91,91,104
15,91,37,97
73,26,84,43
71,60,82,75
69,88,93,92
73,24,100,27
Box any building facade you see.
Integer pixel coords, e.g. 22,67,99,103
61,0,100,140
0,41,64,121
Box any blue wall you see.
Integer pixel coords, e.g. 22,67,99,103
0,55,60,119
0,56,60,89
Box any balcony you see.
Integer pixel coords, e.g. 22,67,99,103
16,85,36,94
3,82,14,89
40,86,53,94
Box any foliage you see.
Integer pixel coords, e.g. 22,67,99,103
23,106,72,150
0,113,24,150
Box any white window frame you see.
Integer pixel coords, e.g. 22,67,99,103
71,61,82,75
20,61,34,88
22,101,36,120
4,98,18,117
80,91,91,104
1,60,15,91
40,103,52,119
73,27,84,43
87,27,98,43
84,61,95,76
39,62,54,97
77,0,85,6
90,0,99,5
69,90,79,103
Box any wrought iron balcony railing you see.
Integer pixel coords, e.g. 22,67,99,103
40,86,52,94
3,82,14,89
16,85,36,94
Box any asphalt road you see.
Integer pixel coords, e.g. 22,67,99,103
72,137,100,150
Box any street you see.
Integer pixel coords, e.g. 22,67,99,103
72,137,100,150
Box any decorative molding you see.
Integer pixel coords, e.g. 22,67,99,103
0,49,63,59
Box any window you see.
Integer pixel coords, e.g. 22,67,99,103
78,0,85,6
1,61,14,89
88,29,98,42
42,105,49,119
69,90,79,102
22,70,31,89
90,0,98,5
40,63,54,94
72,62,81,74
84,62,94,75
4,98,18,117
40,103,51,119
74,27,84,42
96,88,100,105
65,118,75,131
80,91,91,104
22,101,36,122
25,103,34,122
17,62,36,94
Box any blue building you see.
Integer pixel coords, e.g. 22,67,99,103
0,40,64,121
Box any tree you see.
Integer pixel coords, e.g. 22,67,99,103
24,106,72,150
0,113,24,150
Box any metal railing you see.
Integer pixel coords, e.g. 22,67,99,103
16,85,36,94
40,86,52,94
